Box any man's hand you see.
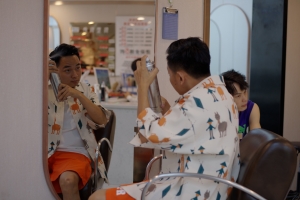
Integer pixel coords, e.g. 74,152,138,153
57,83,82,101
48,60,58,81
161,96,171,115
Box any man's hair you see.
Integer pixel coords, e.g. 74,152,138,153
166,37,211,79
131,58,141,72
49,43,80,66
221,69,249,95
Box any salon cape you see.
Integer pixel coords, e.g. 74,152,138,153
47,82,110,183
123,76,240,200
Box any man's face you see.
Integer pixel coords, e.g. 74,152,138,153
57,55,81,88
232,83,248,112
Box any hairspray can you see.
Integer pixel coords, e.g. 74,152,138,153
145,57,162,114
49,60,61,102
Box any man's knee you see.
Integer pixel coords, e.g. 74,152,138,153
59,171,79,191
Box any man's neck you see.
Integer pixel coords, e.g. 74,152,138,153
186,75,210,90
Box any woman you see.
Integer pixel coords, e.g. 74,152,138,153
221,69,261,139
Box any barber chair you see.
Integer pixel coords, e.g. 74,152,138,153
142,128,297,200
58,110,116,200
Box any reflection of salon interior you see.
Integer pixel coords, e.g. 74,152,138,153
1,0,300,199
49,1,155,104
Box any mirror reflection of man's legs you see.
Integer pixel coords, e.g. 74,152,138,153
48,44,110,200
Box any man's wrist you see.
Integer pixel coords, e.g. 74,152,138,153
76,90,85,101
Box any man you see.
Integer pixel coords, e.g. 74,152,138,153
89,37,240,200
221,69,261,139
48,43,110,200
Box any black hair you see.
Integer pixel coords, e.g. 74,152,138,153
49,43,80,66
131,58,141,72
221,69,249,95
166,37,211,79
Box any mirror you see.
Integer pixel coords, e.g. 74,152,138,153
43,1,212,199
44,1,157,199
49,16,61,52
209,1,252,79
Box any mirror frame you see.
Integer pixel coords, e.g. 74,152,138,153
42,0,211,199
43,0,61,198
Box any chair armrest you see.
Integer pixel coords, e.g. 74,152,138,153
141,172,266,200
144,154,163,180
94,138,113,191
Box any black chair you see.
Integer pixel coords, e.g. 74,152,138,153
230,128,297,200
58,110,116,200
142,128,297,200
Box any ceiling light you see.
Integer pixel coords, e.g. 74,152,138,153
137,17,145,21
54,1,63,6
88,21,94,25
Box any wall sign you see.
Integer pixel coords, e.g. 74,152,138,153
115,16,155,75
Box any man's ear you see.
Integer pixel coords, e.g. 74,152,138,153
176,71,185,85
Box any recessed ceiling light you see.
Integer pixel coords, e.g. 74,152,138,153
88,21,94,25
137,17,145,21
54,1,63,6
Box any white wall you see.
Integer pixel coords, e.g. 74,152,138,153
0,0,54,199
50,4,155,44
283,0,300,141
155,0,205,103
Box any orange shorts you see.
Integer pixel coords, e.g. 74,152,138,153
48,151,92,193
106,187,135,200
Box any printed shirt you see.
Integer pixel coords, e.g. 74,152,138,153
122,76,240,200
238,100,254,139
48,82,111,182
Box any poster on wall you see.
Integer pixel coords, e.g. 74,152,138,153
115,16,155,76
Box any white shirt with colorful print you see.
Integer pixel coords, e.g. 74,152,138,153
122,75,240,200
48,82,111,183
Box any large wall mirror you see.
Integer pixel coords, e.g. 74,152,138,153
209,0,253,80
43,0,245,199
44,1,157,199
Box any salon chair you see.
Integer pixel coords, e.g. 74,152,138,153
58,110,116,200
142,128,297,200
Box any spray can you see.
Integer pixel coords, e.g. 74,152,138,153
145,57,162,114
49,60,61,102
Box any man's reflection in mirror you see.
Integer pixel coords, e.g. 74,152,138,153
48,44,110,200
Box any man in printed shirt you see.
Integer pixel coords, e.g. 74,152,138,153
90,37,240,200
48,44,110,200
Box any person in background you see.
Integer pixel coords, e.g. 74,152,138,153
131,58,141,72
123,58,141,102
89,37,240,200
221,69,261,139
48,43,110,200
